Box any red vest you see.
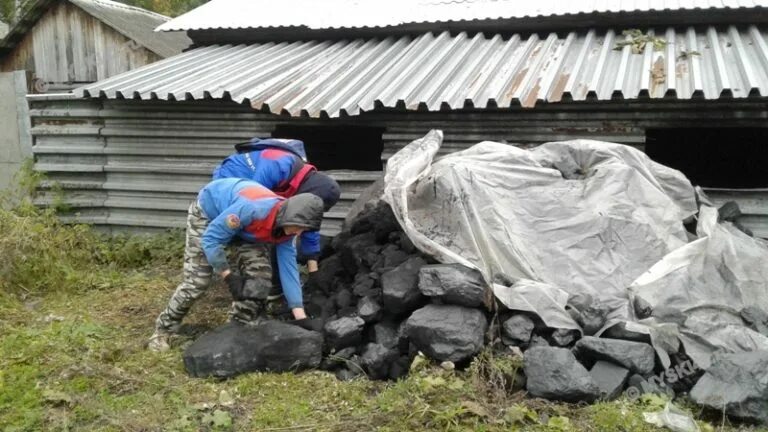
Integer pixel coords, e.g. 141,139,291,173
237,185,291,244
275,163,317,198
243,201,292,244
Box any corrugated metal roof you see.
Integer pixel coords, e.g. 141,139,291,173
0,0,190,58
75,26,768,117
157,0,768,32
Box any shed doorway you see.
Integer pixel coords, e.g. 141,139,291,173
645,128,768,188
272,125,384,171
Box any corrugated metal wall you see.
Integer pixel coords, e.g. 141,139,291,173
28,95,768,237
29,96,380,235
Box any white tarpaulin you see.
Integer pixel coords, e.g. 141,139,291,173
383,130,768,363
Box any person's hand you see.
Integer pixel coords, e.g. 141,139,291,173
307,259,319,273
225,272,246,300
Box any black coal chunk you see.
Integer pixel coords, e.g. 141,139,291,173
334,288,353,310
501,314,535,346
549,328,579,347
690,351,768,424
524,346,600,403
357,296,383,323
573,336,656,375
307,253,345,294
627,374,675,398
350,201,401,242
183,321,322,378
360,343,399,380
601,323,652,344
321,346,357,371
417,264,486,308
404,304,487,363
324,316,365,350
381,257,427,315
372,245,410,273
340,232,377,274
589,361,630,401
352,273,377,297
388,356,411,380
371,321,399,349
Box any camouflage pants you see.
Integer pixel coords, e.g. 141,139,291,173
154,202,274,333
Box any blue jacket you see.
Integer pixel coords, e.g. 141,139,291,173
198,178,303,309
213,148,321,259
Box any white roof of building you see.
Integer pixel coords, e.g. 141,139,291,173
158,0,768,32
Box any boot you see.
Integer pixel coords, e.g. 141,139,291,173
148,330,171,352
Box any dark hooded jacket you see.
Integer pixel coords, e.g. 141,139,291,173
275,193,325,234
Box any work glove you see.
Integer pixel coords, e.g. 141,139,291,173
303,271,320,292
242,278,272,301
225,272,247,300
290,318,324,333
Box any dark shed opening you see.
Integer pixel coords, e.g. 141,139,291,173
645,128,768,188
273,125,384,171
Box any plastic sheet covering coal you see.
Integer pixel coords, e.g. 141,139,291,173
383,130,768,363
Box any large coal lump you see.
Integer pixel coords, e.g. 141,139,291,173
360,343,399,380
501,314,535,346
381,257,427,314
524,346,600,403
690,351,768,424
417,264,486,308
350,200,401,242
324,316,365,350
404,304,487,363
183,321,322,378
589,361,630,401
573,336,656,375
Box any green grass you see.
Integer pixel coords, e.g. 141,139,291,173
0,191,766,431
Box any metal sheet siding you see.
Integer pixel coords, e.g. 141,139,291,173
157,0,768,32
29,96,380,235
76,26,768,118
29,95,768,237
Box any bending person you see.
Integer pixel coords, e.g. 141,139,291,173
213,138,340,274
148,178,324,352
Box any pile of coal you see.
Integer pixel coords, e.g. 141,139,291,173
302,200,491,381
182,199,768,425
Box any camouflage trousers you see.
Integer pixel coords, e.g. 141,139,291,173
154,201,274,333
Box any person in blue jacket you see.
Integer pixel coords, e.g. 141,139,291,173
148,178,324,352
212,138,340,317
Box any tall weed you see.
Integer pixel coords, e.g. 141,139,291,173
0,160,183,295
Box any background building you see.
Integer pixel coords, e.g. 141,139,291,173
26,0,768,237
0,0,189,192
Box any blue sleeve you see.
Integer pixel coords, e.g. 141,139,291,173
276,239,303,309
299,231,321,260
200,203,257,274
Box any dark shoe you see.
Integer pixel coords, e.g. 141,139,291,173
290,318,324,332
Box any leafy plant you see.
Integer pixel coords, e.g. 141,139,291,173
614,29,668,54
